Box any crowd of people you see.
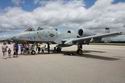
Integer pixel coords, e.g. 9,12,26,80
1,42,46,59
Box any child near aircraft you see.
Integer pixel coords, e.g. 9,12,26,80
8,48,11,58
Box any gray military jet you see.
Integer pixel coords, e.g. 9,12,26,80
10,27,121,54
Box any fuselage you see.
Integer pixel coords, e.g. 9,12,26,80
13,28,94,45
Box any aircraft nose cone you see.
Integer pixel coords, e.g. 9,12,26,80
11,36,17,40
11,35,20,41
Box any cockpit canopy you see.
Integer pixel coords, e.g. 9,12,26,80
25,27,35,31
25,27,44,31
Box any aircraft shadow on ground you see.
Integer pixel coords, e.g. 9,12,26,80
62,50,120,61
83,50,106,53
23,50,119,61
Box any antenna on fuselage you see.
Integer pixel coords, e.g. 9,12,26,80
25,27,35,31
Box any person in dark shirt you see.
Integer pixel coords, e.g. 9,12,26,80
13,43,19,58
20,44,24,55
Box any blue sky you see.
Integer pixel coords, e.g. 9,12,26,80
0,0,125,11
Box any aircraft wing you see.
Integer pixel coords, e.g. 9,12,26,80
64,32,122,44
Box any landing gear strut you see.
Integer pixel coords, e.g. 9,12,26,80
77,43,83,55
47,43,50,54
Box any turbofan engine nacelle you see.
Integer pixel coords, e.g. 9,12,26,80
78,29,93,37
78,29,84,37
77,29,93,44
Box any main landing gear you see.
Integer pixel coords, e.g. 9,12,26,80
77,43,83,55
46,43,82,54
54,46,62,53
47,43,62,53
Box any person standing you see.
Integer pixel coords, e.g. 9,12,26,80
7,43,12,58
37,44,41,54
2,42,8,59
13,43,19,58
20,44,24,55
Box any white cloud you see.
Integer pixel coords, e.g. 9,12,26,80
0,0,125,32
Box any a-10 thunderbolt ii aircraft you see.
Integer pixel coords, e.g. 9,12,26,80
8,27,122,54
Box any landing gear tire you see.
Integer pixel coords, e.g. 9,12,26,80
77,49,83,55
77,43,83,55
31,50,36,55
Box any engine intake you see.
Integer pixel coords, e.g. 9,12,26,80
78,29,83,36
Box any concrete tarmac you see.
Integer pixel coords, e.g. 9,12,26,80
0,45,125,83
